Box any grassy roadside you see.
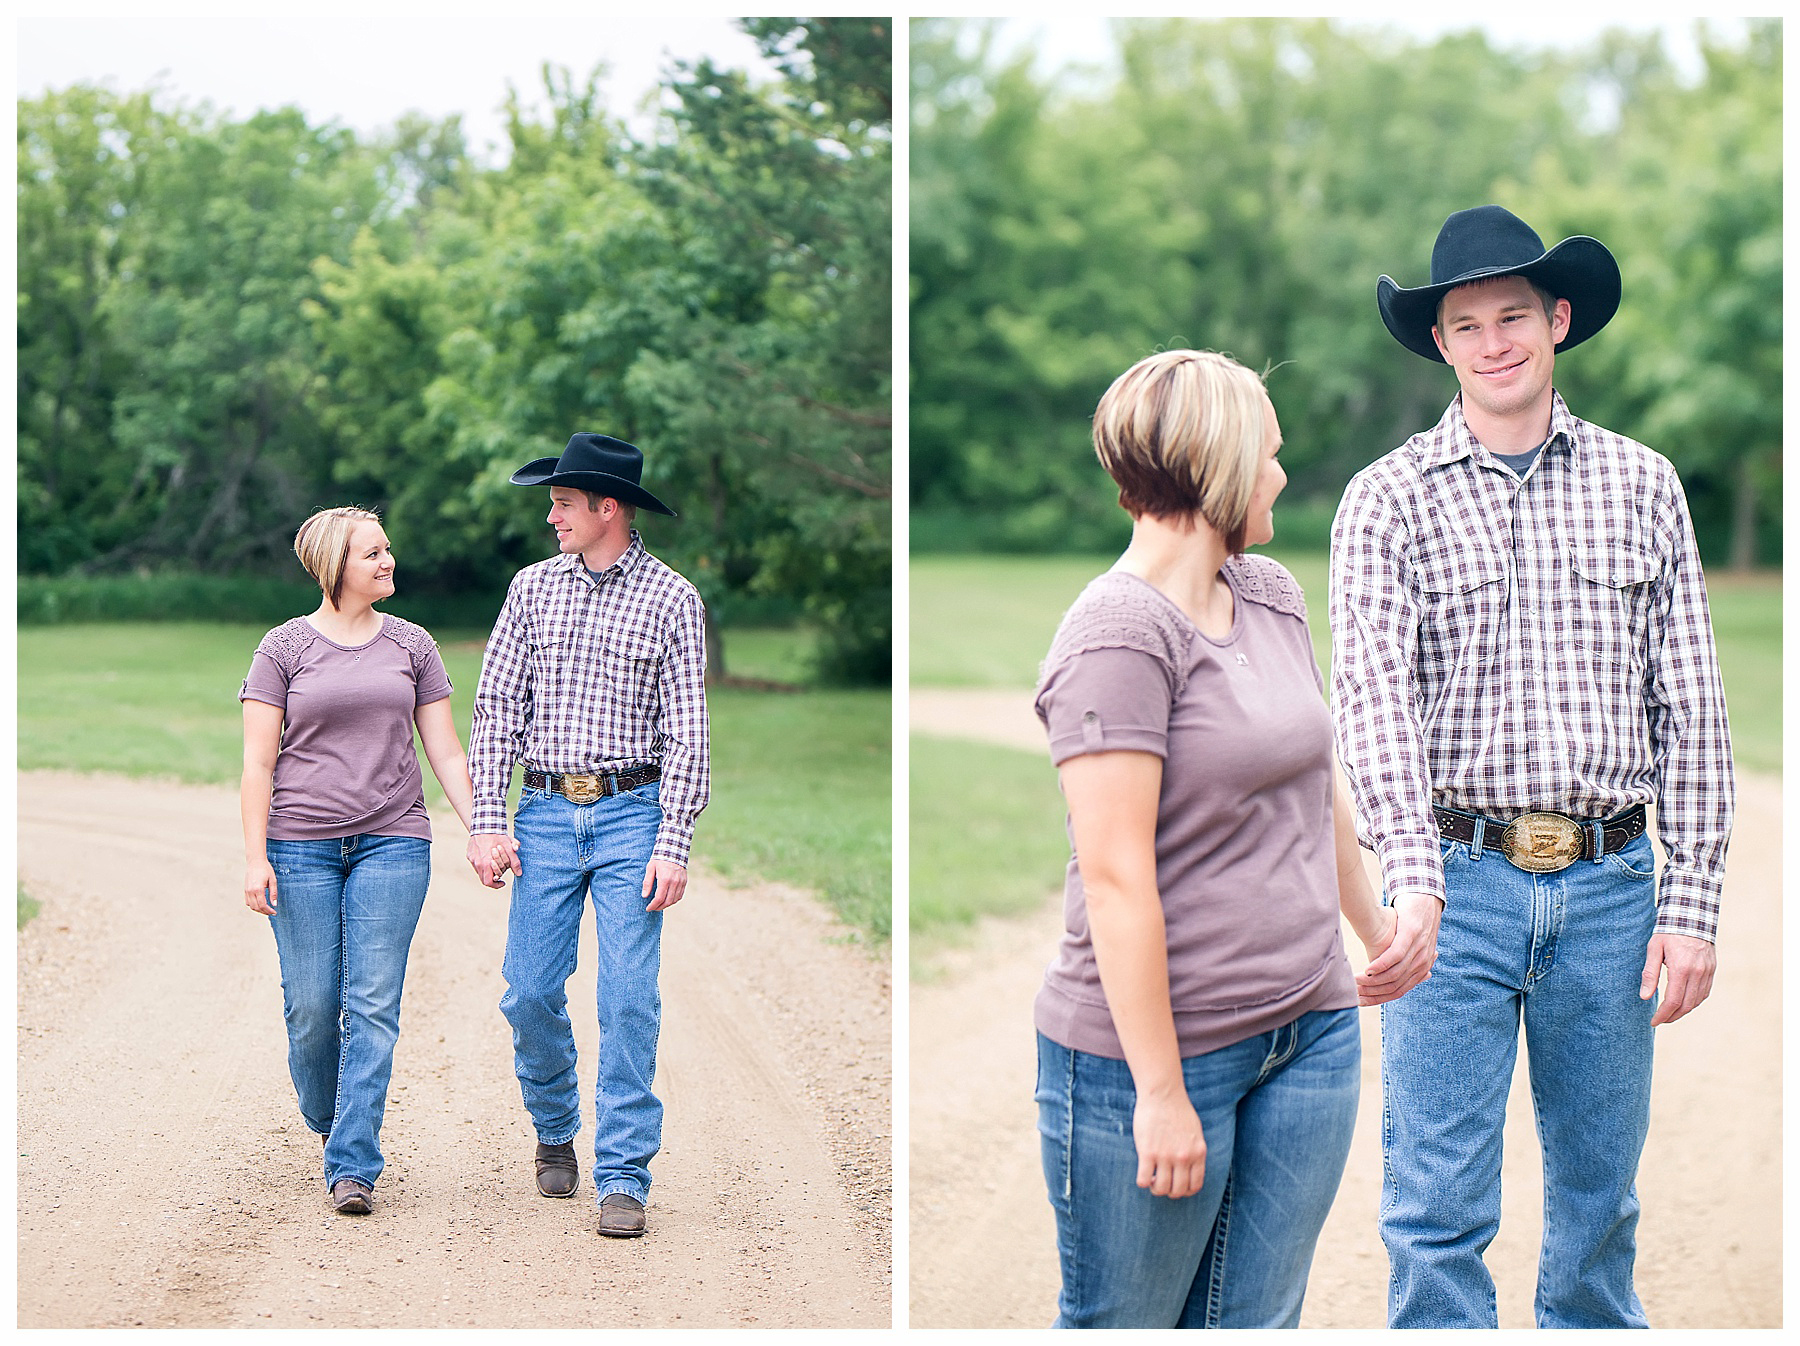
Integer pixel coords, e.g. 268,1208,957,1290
911,553,1780,951
18,621,888,943
910,734,1066,960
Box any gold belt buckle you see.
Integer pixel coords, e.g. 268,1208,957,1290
559,773,603,805
1499,812,1584,873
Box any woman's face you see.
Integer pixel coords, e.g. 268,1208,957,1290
339,519,396,605
1242,392,1287,549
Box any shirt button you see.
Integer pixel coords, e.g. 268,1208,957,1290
1083,711,1098,724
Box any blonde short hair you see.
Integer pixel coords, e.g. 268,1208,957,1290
294,506,382,610
1091,349,1268,553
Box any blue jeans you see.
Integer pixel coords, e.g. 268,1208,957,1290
265,833,431,1191
1380,832,1659,1328
499,780,664,1205
1036,1007,1361,1328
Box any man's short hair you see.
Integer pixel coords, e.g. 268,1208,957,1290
1091,348,1268,554
1435,275,1559,331
579,491,637,523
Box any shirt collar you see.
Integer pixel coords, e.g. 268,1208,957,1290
1419,390,1578,472
557,529,646,584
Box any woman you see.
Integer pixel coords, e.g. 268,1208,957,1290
1032,350,1434,1327
240,506,483,1216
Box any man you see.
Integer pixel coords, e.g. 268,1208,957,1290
467,432,709,1239
1329,206,1733,1327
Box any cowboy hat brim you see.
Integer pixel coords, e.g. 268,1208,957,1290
1378,235,1621,363
509,459,677,516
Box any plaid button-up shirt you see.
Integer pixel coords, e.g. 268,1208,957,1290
1329,392,1733,941
470,532,710,866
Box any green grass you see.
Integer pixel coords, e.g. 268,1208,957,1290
910,552,1780,951
19,621,890,942
1705,570,1782,775
910,549,1329,688
18,885,41,932
910,734,1068,955
705,688,889,941
719,625,820,684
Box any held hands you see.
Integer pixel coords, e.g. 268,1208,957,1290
467,833,522,889
1133,1086,1207,1199
1354,890,1441,1006
1640,932,1716,1026
643,858,688,912
244,859,278,915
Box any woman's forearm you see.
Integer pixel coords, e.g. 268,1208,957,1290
429,749,478,835
1061,750,1184,1098
415,699,478,835
1333,760,1386,942
1086,879,1185,1098
241,766,273,861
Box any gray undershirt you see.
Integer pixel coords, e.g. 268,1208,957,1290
1491,438,1549,477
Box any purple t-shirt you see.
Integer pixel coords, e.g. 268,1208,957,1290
1033,555,1356,1061
239,615,454,841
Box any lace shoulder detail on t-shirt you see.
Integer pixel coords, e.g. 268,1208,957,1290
1041,574,1194,697
380,614,440,671
1225,553,1308,621
255,618,319,677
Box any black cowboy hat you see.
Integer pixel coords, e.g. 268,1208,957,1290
1377,205,1621,363
509,433,676,516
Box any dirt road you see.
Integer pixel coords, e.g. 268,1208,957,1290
17,771,890,1329
909,694,1781,1329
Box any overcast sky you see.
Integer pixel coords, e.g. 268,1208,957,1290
18,14,782,163
984,13,1746,87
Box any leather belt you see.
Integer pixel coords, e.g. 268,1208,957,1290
1432,803,1647,874
524,764,660,805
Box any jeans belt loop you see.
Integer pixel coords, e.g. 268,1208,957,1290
1470,814,1486,862
1590,818,1606,864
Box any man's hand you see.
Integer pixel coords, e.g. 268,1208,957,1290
1356,890,1441,1005
642,858,688,912
467,832,521,890
1641,932,1716,1026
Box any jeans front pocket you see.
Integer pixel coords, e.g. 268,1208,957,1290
1603,834,1656,880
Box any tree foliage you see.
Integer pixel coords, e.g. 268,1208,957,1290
910,18,1780,565
18,18,892,680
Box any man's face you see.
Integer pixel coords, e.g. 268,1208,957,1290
548,488,609,556
1431,275,1571,424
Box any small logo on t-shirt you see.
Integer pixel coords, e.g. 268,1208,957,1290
1234,652,1249,666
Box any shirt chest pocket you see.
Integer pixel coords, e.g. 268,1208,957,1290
1413,543,1508,669
1564,543,1661,668
602,630,663,714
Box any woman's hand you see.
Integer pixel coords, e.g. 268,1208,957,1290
1356,891,1440,1005
1133,1086,1207,1199
1352,903,1402,1005
245,859,278,915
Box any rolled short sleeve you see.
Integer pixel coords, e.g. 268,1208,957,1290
239,648,290,709
413,641,454,707
1038,645,1176,766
